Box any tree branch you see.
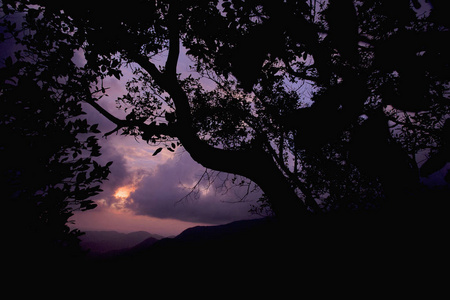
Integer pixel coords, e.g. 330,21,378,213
386,113,440,136
83,86,176,139
128,52,168,87
282,58,320,83
165,2,180,77
83,87,126,127
264,139,322,213
127,34,309,218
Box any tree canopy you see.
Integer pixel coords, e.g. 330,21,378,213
1,2,112,260
1,0,449,225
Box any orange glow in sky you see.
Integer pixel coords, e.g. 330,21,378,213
71,175,211,236
111,185,137,211
114,186,135,200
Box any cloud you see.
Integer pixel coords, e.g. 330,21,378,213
74,56,260,226
90,142,136,205
84,131,260,225
128,151,261,224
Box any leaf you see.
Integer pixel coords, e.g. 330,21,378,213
76,172,87,183
152,147,163,156
171,143,176,149
90,123,100,133
113,70,122,80
111,59,120,68
80,200,97,211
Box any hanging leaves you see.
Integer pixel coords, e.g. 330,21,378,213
152,147,163,156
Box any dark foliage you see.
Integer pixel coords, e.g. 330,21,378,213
1,5,111,261
1,0,449,228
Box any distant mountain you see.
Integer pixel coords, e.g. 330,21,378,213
169,218,273,244
79,216,411,277
121,218,279,265
80,231,162,255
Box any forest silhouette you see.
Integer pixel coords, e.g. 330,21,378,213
1,0,449,270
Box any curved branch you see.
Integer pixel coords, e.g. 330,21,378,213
165,2,180,77
83,86,177,140
83,88,125,127
283,58,319,83
125,25,309,218
264,139,322,213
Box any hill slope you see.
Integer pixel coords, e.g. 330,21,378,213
80,231,162,255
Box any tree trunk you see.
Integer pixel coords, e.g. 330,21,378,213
178,128,309,221
132,47,309,221
250,160,309,222
350,111,420,213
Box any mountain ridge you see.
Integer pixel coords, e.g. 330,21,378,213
80,230,163,255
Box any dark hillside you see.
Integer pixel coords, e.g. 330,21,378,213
80,231,161,255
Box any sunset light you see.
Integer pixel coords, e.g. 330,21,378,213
114,186,134,200
112,185,137,211
6,0,448,270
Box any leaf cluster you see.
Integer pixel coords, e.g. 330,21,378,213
1,3,113,257
3,0,449,218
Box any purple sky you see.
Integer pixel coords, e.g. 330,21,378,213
0,20,261,237
71,51,261,237
4,2,445,237
70,44,449,236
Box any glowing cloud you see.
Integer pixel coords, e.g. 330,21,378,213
114,186,135,200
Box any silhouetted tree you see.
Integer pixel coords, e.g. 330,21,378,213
2,0,448,224
1,6,112,261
